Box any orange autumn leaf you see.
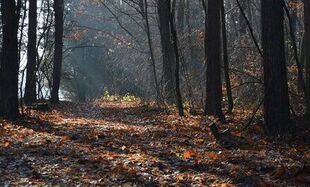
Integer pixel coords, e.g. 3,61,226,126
212,183,236,187
176,175,185,182
234,131,242,137
183,150,196,159
4,142,10,148
205,151,219,160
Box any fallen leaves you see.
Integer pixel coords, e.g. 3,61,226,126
0,101,309,186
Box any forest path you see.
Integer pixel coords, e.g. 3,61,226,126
0,101,309,186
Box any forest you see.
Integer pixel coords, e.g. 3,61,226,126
0,0,310,186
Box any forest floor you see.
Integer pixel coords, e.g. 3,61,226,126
0,101,310,186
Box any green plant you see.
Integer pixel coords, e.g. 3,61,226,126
122,94,137,102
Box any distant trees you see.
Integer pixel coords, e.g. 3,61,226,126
0,0,308,136
51,0,65,104
24,0,37,105
143,0,161,105
261,0,291,134
0,0,20,118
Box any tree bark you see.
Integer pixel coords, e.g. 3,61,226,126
221,0,234,113
158,0,175,104
51,0,64,104
0,0,20,118
205,0,224,119
168,0,184,116
262,0,292,135
24,0,37,105
305,0,310,123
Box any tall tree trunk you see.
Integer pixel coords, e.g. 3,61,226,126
0,0,20,118
205,0,224,119
51,0,64,104
221,0,233,113
158,0,175,104
262,0,292,135
305,0,310,123
24,0,37,105
168,0,184,116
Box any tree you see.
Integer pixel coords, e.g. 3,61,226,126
204,0,224,119
143,0,162,105
261,0,291,135
167,0,184,116
24,0,37,104
0,0,20,118
158,0,175,104
305,0,310,123
51,0,64,104
221,0,233,113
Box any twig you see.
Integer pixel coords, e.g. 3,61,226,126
235,0,263,57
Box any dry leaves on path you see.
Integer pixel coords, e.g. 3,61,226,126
0,101,309,186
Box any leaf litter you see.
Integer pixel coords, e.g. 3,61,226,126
0,101,309,186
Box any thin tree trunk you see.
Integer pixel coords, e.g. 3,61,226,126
144,0,162,105
51,0,64,104
305,0,310,122
168,0,184,116
24,0,37,104
221,0,233,113
18,0,27,115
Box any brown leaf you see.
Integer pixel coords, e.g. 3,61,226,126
205,151,219,161
127,168,137,177
195,138,205,144
272,167,286,178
